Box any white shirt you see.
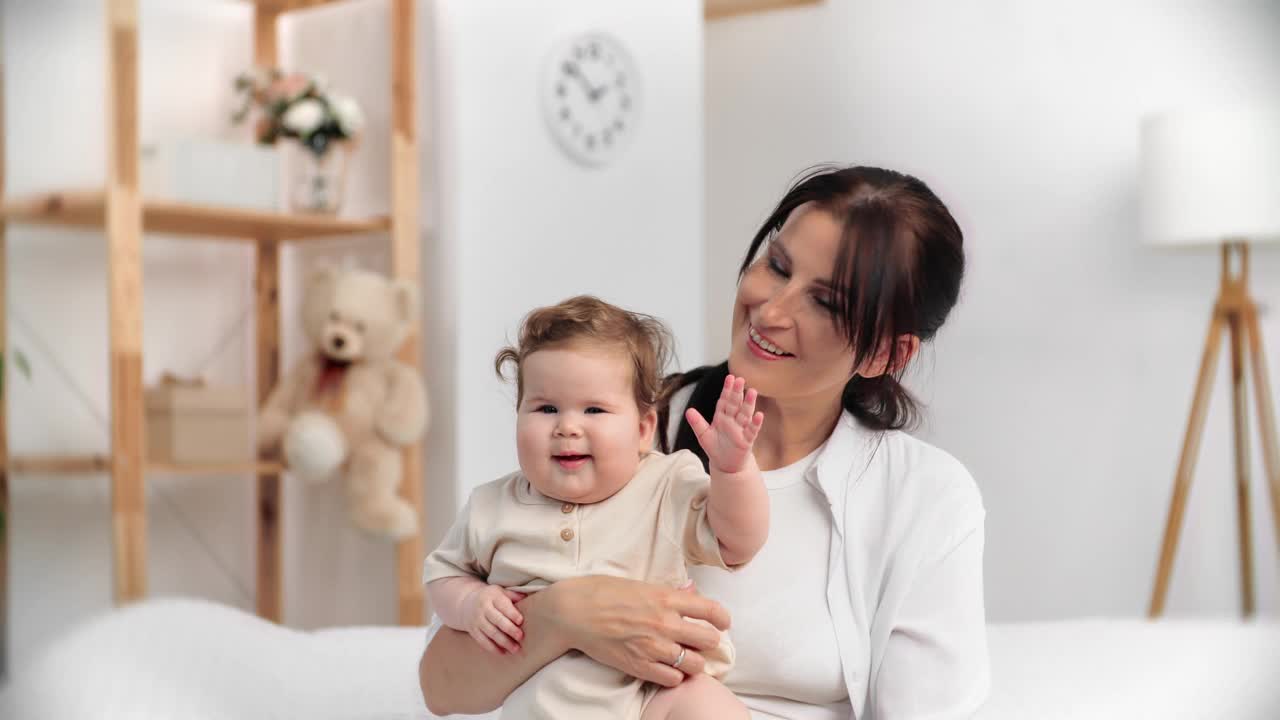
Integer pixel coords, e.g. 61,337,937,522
671,385,990,720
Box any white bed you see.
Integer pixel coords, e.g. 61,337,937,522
2,598,1278,719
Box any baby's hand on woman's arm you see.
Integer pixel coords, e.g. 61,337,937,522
686,374,764,475
427,576,526,654
460,584,526,655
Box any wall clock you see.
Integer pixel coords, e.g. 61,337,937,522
542,32,641,168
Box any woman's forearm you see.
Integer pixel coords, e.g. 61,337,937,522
419,589,567,716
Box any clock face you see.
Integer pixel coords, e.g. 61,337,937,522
542,32,641,167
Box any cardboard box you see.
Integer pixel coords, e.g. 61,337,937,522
145,379,252,464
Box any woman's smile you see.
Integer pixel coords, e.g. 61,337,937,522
746,324,794,360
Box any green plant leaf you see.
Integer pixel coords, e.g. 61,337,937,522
13,349,31,379
0,348,33,398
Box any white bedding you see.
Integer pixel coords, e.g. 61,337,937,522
977,618,1280,719
2,598,1277,719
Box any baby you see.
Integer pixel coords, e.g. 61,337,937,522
423,295,769,719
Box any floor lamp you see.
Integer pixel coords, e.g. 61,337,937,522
1141,106,1280,618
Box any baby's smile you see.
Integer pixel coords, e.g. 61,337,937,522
553,453,592,470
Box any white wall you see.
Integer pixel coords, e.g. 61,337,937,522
705,0,1280,621
431,0,705,510
5,0,704,665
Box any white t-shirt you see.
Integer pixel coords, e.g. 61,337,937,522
690,444,852,720
671,386,850,719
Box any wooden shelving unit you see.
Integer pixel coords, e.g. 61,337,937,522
0,0,426,668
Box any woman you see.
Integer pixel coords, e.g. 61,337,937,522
419,165,989,718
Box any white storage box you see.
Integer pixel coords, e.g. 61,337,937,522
141,139,279,211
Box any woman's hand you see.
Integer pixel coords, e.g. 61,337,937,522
532,576,731,687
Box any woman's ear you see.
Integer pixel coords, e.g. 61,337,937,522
855,334,921,378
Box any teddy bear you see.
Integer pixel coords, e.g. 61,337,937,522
258,265,428,541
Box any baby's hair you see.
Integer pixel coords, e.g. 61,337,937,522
495,295,675,413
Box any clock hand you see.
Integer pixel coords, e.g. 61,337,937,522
568,61,614,104
563,62,595,99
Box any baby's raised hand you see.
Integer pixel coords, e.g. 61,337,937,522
461,583,525,655
686,374,765,475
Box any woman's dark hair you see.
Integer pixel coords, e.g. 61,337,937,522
660,165,964,460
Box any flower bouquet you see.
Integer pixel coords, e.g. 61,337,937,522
232,68,364,214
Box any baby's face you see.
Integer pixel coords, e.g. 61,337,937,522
516,344,656,504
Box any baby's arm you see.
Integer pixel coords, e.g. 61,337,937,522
423,490,523,654
427,576,525,654
686,374,769,566
708,459,769,567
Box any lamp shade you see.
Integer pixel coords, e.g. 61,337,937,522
1140,106,1280,247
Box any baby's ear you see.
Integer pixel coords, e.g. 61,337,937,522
389,279,418,325
638,406,658,449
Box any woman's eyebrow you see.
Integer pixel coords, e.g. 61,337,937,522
776,240,842,296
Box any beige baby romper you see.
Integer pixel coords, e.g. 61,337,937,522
422,449,737,720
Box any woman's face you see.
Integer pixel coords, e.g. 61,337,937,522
729,203,860,405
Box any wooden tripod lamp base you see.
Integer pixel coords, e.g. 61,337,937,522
1149,242,1280,618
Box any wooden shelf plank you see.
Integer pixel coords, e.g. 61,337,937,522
240,0,348,12
705,0,821,20
8,454,111,475
147,460,285,476
1,191,389,241
2,190,104,230
146,198,389,240
8,454,285,476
